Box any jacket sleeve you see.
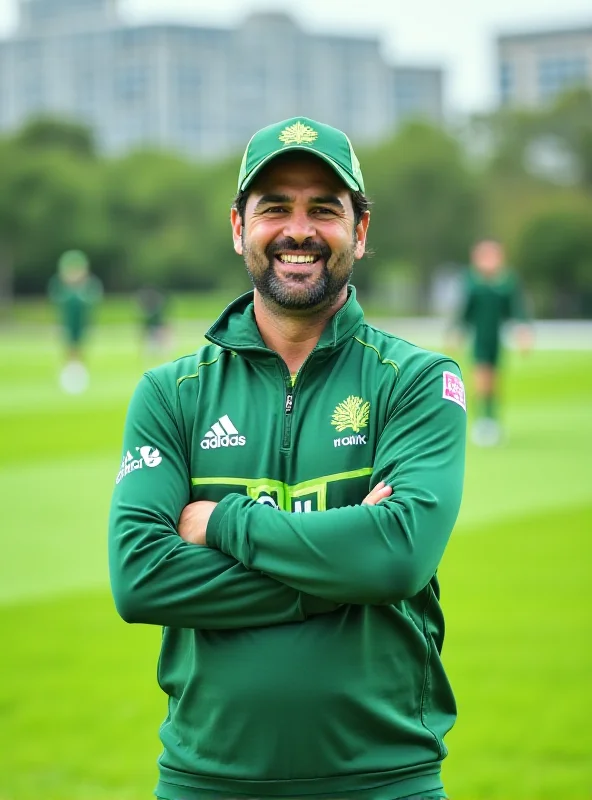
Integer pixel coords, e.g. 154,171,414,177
108,373,340,629
206,360,467,605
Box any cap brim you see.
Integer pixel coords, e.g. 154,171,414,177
239,145,361,193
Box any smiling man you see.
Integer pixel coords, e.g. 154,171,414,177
109,117,467,800
237,154,365,313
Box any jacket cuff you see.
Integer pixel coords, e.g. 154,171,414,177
205,495,235,552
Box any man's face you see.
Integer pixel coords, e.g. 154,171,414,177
471,240,505,276
231,155,369,311
62,266,88,286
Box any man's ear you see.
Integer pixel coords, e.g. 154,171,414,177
230,207,243,255
354,211,370,260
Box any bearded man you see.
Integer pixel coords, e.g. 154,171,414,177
109,117,467,800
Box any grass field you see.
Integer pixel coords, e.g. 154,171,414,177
0,318,591,800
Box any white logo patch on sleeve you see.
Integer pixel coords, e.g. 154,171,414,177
139,446,163,467
442,371,466,411
115,445,163,484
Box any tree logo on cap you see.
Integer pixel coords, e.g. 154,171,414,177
279,121,318,146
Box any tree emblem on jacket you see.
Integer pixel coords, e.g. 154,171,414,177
279,121,318,146
331,396,370,433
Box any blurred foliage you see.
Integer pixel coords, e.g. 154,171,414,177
466,87,592,316
0,89,591,317
471,88,592,190
514,204,592,317
13,116,98,159
361,123,480,310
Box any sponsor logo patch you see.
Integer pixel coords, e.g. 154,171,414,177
442,371,466,411
139,446,162,467
116,445,162,484
331,395,370,447
334,434,368,448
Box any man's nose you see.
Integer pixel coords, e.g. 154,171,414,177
283,210,316,244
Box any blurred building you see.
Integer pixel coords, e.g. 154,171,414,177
0,0,445,156
497,25,592,108
393,67,443,122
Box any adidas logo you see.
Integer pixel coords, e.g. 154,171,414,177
116,451,142,484
200,415,246,450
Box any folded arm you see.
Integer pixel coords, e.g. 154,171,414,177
108,373,340,629
206,360,467,605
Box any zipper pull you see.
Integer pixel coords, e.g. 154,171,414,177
285,394,293,414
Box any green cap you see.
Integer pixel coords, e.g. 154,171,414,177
237,117,365,194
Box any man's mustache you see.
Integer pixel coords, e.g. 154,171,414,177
266,238,332,261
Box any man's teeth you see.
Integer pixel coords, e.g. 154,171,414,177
277,254,317,264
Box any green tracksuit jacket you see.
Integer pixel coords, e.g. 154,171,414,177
48,274,103,344
458,268,527,365
108,287,467,800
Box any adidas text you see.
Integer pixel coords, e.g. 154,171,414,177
201,415,246,450
201,434,246,450
334,434,367,448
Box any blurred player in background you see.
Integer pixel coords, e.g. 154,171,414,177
455,239,532,446
135,285,171,364
48,249,103,394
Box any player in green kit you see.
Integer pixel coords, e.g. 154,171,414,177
455,239,532,446
109,117,467,800
135,285,171,364
48,249,103,394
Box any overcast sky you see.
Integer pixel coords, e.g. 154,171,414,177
0,0,590,112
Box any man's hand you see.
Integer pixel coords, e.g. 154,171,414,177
178,501,217,545
515,323,533,355
362,481,393,505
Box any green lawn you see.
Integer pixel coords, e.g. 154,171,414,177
0,321,591,799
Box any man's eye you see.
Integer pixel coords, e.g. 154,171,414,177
313,207,336,216
264,206,287,214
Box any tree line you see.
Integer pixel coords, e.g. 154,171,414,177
1,87,591,317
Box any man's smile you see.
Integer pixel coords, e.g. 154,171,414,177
273,252,324,276
276,254,318,264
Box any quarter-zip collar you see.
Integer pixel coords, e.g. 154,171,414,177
205,285,365,355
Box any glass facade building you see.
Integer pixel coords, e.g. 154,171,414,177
497,26,592,108
0,0,446,156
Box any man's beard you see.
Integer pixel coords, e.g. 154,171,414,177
243,237,355,311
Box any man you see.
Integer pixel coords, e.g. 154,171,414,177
455,239,531,446
109,117,467,800
48,249,103,394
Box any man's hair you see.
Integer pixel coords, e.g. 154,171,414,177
233,189,371,227
471,237,504,251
